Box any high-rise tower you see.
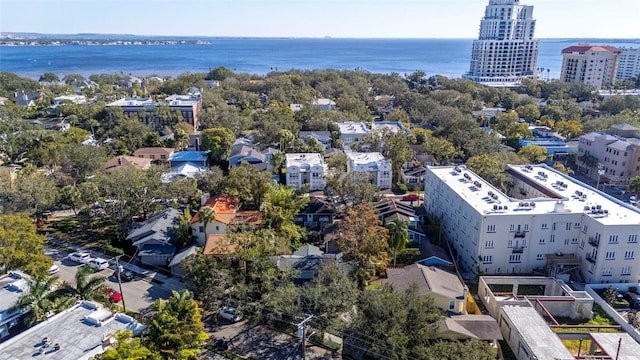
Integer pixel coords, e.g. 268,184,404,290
464,0,539,87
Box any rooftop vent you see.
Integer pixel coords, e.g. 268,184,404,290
488,191,494,197
493,205,498,210
530,202,536,207
454,166,462,173
464,173,471,180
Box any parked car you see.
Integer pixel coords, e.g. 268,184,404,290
68,252,92,264
104,288,122,302
402,194,420,201
218,307,243,322
48,264,60,275
88,258,109,271
114,269,134,282
623,291,640,309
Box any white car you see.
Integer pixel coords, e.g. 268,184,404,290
48,264,59,275
68,252,92,264
218,307,243,322
88,258,109,271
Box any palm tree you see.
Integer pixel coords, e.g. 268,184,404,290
386,218,410,266
629,176,640,199
12,276,74,326
174,128,190,151
62,266,107,301
197,206,217,237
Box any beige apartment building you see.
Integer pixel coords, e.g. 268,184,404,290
560,45,621,90
576,123,640,186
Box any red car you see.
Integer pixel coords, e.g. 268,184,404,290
402,194,420,201
104,288,122,302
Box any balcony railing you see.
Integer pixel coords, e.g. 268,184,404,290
512,247,525,254
586,254,597,264
514,231,526,238
588,237,599,248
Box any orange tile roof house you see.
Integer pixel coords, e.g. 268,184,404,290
132,147,175,161
101,155,152,173
191,194,262,255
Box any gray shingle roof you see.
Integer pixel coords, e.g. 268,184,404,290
126,208,181,247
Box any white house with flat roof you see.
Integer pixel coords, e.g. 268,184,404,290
286,153,325,191
338,122,370,147
0,301,145,360
53,94,86,106
347,152,392,189
424,164,640,284
0,274,28,340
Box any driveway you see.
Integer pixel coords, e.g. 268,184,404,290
211,321,337,360
44,246,174,312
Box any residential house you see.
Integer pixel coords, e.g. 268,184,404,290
295,197,335,231
29,117,71,131
439,315,502,346
69,79,99,95
416,240,454,270
403,166,426,191
168,151,209,169
0,274,29,340
371,121,408,134
290,103,303,112
373,199,427,244
161,163,206,183
228,145,267,168
101,155,152,173
299,131,332,150
168,245,199,278
126,208,181,266
285,153,325,191
11,91,42,108
53,94,86,106
132,147,175,162
120,74,143,88
312,98,336,111
338,122,370,146
381,264,468,314
231,137,255,153
270,245,349,282
190,195,261,255
346,152,392,189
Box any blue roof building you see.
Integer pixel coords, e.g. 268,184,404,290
168,151,209,169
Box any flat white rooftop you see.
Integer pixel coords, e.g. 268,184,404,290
286,153,324,169
427,164,640,225
347,152,389,169
338,122,370,135
106,98,152,107
501,305,574,360
590,332,640,360
0,301,144,360
0,276,27,316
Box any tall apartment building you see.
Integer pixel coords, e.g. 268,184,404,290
576,123,640,186
424,164,640,284
560,45,621,90
106,94,203,130
285,153,325,191
347,152,392,189
616,47,640,81
464,0,539,87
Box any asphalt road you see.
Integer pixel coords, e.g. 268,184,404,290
44,246,172,313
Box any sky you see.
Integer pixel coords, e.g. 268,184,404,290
1,0,639,39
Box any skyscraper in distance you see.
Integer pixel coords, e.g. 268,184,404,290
464,0,539,87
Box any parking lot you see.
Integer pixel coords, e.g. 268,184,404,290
44,246,174,312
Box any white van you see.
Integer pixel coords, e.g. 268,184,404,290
88,258,109,271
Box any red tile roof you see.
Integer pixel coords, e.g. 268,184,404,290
562,45,621,53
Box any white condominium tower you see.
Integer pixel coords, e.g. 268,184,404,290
616,47,640,81
464,0,539,87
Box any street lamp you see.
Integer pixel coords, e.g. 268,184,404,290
114,255,127,313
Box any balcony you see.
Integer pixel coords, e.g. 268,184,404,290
512,247,525,254
586,254,597,264
514,231,526,238
588,237,600,248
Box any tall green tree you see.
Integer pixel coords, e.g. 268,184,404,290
517,145,548,164
0,215,52,276
101,330,153,360
201,127,236,164
261,184,309,251
62,266,107,301
39,72,60,83
220,163,273,210
386,218,410,266
12,276,74,326
196,206,216,236
145,290,209,359
629,176,640,199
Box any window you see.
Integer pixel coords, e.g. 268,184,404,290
485,240,494,248
487,225,496,233
580,240,585,249
510,224,515,232
536,254,544,260
605,251,615,260
629,234,638,243
149,154,155,160
539,239,546,245
582,225,588,233
524,224,529,231
621,266,632,276
509,254,521,263
160,155,166,160
572,238,578,244
625,251,634,259
602,267,612,276
550,235,555,243
609,235,619,244
564,239,569,245
574,222,581,228
448,301,456,311
508,240,513,248
216,226,220,231
482,255,492,264
566,223,572,231
198,226,204,233
541,223,548,229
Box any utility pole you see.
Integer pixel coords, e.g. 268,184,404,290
297,314,314,360
114,255,126,313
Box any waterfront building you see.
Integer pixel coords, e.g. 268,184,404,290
424,164,640,284
285,153,325,191
560,45,621,90
576,123,640,186
616,47,640,81
346,152,392,189
464,0,539,87
106,94,203,130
